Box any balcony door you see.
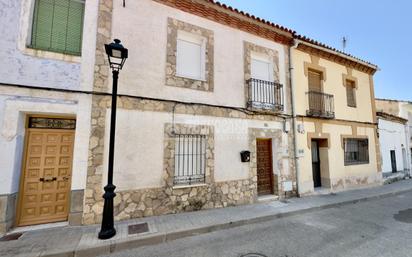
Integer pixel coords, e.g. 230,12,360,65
251,54,274,108
308,70,322,92
308,70,323,113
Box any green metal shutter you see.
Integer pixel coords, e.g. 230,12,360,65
31,0,84,56
66,0,84,54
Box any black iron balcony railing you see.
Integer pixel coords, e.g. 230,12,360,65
247,78,283,111
306,91,335,119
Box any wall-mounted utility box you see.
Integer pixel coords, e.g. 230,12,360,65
283,181,293,192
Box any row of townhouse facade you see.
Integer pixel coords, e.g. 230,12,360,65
0,0,381,233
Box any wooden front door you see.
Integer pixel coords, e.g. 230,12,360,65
390,150,397,173
311,140,322,188
18,127,75,226
256,139,273,196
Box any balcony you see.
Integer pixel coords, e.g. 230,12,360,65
306,91,335,119
247,78,284,111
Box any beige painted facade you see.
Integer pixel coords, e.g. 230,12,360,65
292,45,381,195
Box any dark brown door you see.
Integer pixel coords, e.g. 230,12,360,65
311,140,322,188
256,139,273,195
391,150,397,173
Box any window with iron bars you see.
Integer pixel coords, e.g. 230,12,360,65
174,134,207,185
344,138,369,165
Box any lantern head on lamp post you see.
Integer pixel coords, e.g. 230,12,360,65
105,39,128,71
98,39,128,240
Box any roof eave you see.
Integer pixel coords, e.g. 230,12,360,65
295,39,378,72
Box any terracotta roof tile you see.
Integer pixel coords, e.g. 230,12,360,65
207,0,377,68
211,0,296,34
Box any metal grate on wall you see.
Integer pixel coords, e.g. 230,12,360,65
174,134,206,185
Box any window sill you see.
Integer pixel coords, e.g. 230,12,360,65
175,74,207,82
344,162,369,166
172,183,207,190
21,45,81,63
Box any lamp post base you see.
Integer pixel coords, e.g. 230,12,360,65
98,227,116,240
98,184,117,240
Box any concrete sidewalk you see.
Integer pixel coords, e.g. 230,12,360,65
2,180,412,257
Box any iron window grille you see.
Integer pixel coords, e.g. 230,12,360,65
174,134,207,185
344,138,369,165
30,0,85,56
247,78,284,111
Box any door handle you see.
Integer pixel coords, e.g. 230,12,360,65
39,177,57,182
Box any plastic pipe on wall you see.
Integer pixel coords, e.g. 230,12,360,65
289,40,301,196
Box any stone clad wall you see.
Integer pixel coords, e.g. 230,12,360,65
111,120,255,220
0,193,17,233
83,0,113,225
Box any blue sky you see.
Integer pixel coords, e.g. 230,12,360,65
219,0,412,101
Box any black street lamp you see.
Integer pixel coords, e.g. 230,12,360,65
98,39,128,240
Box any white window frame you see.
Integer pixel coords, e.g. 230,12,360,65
176,30,206,81
251,52,274,82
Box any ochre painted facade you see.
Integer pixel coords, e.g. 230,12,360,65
292,45,381,195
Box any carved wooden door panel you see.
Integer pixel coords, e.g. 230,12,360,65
18,128,74,226
256,139,274,196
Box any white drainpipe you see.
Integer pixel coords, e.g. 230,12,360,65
289,40,301,196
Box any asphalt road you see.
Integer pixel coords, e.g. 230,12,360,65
100,191,412,257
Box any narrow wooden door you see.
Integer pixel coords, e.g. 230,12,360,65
256,139,273,196
18,128,75,226
390,150,397,173
311,140,322,188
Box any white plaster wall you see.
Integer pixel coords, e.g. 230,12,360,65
378,118,408,173
110,0,288,110
0,0,98,196
103,109,285,191
0,0,98,91
0,87,91,194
